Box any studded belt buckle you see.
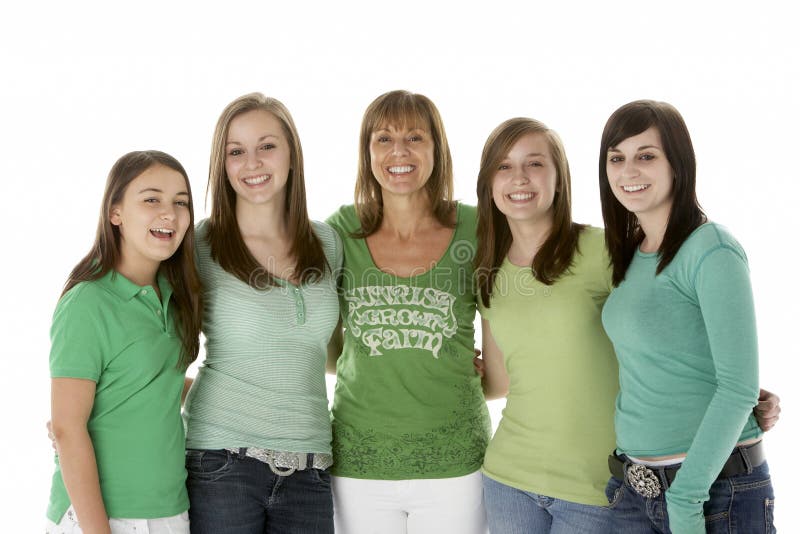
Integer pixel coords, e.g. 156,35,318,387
626,464,662,498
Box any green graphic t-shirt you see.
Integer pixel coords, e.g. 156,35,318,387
327,203,491,479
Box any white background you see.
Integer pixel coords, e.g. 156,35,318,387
1,1,797,529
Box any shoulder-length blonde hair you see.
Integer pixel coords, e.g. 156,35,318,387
354,90,454,236
475,117,584,307
63,150,202,369
206,92,327,286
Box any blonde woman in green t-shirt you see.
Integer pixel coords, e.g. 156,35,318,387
326,90,491,534
47,151,203,533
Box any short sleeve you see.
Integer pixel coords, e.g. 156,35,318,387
49,285,107,381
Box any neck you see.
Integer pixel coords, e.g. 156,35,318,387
636,206,670,253
235,196,289,240
506,215,553,266
380,191,440,237
115,255,160,290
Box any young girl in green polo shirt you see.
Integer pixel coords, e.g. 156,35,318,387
46,150,202,534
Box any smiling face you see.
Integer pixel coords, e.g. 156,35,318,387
606,126,674,225
225,109,291,207
369,123,435,199
491,132,557,227
110,164,191,279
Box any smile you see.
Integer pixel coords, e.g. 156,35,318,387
150,228,175,239
622,184,650,192
243,174,270,185
507,192,535,201
387,165,414,174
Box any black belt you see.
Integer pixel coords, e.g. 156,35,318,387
608,440,765,498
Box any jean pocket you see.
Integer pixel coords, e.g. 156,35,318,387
185,449,233,480
604,476,624,508
308,467,332,487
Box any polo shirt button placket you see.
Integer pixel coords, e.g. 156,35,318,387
294,287,305,325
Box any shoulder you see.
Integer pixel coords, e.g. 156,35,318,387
575,225,610,266
455,202,478,237
52,279,109,331
326,204,359,236
681,222,747,264
312,221,342,258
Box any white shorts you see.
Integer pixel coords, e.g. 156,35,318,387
46,506,190,534
332,470,487,534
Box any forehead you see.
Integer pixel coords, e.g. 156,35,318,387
227,109,282,140
127,165,187,194
506,132,550,157
612,126,662,150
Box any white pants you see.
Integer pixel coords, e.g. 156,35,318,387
46,506,189,534
332,471,487,534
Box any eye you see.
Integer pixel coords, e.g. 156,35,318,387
528,161,543,168
638,153,656,161
228,148,243,156
376,136,391,143
175,200,190,208
607,155,623,164
144,198,159,204
497,164,510,171
409,135,422,142
260,143,275,151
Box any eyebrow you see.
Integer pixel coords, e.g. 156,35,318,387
608,144,661,152
226,134,278,146
503,152,546,159
138,188,189,196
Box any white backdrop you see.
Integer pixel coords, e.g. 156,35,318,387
2,1,797,529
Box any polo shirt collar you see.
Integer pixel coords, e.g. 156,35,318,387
99,269,173,303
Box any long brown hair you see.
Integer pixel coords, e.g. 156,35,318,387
62,150,202,369
476,118,584,308
354,90,455,236
206,92,327,286
599,100,705,286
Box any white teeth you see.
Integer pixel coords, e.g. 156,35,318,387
151,228,174,235
244,174,269,185
508,192,534,201
622,184,650,192
388,165,413,174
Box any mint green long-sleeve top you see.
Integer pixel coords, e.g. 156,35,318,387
601,223,763,533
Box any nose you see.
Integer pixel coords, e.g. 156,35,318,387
620,159,639,179
246,150,262,169
391,139,409,156
512,167,530,185
160,203,176,221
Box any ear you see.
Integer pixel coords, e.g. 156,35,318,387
110,206,122,226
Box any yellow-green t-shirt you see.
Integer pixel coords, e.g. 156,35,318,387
479,226,618,506
47,270,188,522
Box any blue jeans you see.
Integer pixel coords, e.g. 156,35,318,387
185,449,333,534
483,474,612,533
605,460,776,533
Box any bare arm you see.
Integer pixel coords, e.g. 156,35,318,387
479,319,509,400
182,377,194,405
326,317,343,374
51,377,111,534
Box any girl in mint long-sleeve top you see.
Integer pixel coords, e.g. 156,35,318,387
599,100,776,533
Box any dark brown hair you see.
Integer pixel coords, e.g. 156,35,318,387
354,90,455,236
599,100,705,286
62,150,202,369
206,92,327,286
476,117,584,307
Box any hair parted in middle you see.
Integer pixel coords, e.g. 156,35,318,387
475,117,584,308
598,99,705,286
206,92,328,286
354,90,455,236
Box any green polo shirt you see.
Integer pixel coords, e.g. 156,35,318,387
47,270,189,523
